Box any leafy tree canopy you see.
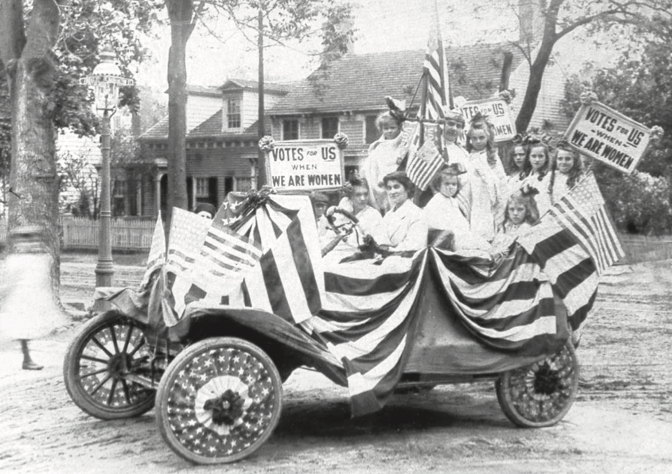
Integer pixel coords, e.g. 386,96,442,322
0,0,162,138
561,14,672,234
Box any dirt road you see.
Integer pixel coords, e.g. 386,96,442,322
0,258,670,473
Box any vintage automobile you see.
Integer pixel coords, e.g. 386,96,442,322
63,192,581,465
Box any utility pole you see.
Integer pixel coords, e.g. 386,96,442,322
257,8,267,188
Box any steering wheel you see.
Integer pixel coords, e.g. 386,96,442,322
325,207,359,233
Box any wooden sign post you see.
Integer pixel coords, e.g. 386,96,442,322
263,139,345,192
564,102,651,174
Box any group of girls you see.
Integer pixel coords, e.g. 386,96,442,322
506,134,585,217
320,103,586,263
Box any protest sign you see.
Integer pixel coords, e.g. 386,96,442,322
264,140,344,191
460,98,517,142
564,102,650,174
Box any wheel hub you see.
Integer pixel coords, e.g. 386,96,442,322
203,389,245,426
533,363,561,395
107,353,131,378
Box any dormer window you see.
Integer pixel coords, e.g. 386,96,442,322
227,97,241,128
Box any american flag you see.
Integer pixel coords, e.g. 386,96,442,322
516,173,623,332
422,21,449,120
406,138,443,191
195,204,262,278
141,212,166,287
547,172,625,275
406,24,451,191
166,208,210,274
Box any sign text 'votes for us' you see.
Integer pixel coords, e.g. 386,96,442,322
265,140,344,191
460,98,517,143
564,102,651,174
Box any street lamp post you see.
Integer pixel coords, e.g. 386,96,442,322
82,50,134,287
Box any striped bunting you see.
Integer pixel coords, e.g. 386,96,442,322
303,247,567,416
243,195,324,325
548,172,624,275
518,215,599,332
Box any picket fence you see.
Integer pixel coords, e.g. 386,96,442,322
60,217,156,250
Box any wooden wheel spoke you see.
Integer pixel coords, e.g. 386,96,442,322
108,325,121,355
128,339,146,358
90,373,112,396
107,378,119,405
91,336,115,358
120,379,132,405
81,354,110,365
121,324,134,354
79,367,109,379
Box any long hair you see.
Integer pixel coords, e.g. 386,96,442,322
507,142,528,177
504,186,540,226
466,114,498,166
549,141,584,197
522,142,551,181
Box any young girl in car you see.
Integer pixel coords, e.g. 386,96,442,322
490,185,540,259
465,114,506,242
423,163,489,251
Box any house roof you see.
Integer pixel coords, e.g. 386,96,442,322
269,44,524,116
185,84,221,97
140,109,260,141
220,79,290,95
140,44,525,141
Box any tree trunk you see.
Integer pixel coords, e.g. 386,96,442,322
0,0,68,337
515,43,554,133
165,0,193,232
514,0,560,134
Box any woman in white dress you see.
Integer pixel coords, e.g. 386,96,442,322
379,171,427,252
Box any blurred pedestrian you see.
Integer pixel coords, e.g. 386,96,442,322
1,252,68,370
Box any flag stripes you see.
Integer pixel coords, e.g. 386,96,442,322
518,219,599,332
165,208,210,274
199,225,261,274
305,245,568,416
406,139,444,191
422,29,447,120
242,195,323,325
549,173,624,275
